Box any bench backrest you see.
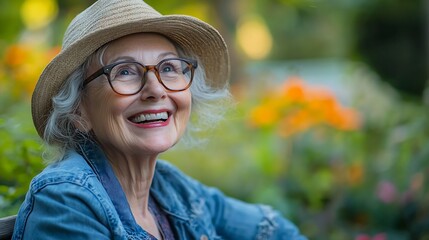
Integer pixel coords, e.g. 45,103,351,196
0,215,16,240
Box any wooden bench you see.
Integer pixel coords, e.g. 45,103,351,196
0,215,16,240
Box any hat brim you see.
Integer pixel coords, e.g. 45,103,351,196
32,15,230,138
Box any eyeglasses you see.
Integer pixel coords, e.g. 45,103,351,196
83,58,198,95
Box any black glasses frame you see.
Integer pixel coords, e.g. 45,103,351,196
82,57,198,95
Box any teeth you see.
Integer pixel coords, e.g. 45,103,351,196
131,112,168,123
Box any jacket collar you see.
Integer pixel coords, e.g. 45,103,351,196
77,139,137,230
77,139,192,224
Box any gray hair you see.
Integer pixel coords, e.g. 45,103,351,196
42,39,232,162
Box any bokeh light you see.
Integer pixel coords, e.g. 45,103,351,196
236,14,273,60
20,0,58,30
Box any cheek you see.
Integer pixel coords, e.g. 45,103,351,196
171,91,192,133
84,87,129,130
179,92,192,120
88,96,133,147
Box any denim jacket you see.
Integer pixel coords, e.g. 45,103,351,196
12,140,307,239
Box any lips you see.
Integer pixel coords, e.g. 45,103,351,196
129,111,169,124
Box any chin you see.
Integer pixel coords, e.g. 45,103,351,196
140,140,177,154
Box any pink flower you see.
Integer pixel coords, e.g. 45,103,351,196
355,234,371,240
355,233,387,240
373,233,387,240
376,180,397,203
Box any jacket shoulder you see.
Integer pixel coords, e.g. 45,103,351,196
153,160,204,195
13,151,117,240
29,151,96,193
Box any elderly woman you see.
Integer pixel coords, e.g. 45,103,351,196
12,0,307,239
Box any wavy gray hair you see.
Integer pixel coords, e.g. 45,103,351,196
43,38,232,162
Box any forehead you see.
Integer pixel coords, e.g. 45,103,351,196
103,33,178,59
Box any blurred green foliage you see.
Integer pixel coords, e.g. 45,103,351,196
0,96,43,216
1,0,429,240
163,64,429,239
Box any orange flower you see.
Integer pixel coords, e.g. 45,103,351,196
280,76,306,103
2,43,59,98
347,162,364,186
248,76,361,137
278,109,316,137
306,86,337,103
329,107,361,131
248,104,279,127
4,44,31,66
44,46,60,61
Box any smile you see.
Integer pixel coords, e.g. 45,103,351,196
129,112,169,124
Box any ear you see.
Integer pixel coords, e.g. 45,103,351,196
74,104,92,133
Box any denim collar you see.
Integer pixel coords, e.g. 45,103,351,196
76,139,192,227
77,139,138,231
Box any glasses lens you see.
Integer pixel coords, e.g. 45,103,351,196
109,62,145,94
158,59,193,90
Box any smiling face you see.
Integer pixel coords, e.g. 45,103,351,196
80,33,192,158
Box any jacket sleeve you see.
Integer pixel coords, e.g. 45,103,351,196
177,170,307,240
13,181,112,240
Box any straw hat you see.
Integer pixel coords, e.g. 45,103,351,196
32,0,230,138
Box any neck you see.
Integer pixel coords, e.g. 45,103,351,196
94,140,162,238
106,151,162,238
107,151,158,216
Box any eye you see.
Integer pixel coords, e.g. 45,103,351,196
118,66,137,75
119,69,130,75
111,63,141,79
119,69,131,75
159,61,181,73
160,63,174,73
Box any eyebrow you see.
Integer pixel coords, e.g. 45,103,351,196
108,51,179,65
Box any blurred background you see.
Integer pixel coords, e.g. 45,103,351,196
1,0,429,239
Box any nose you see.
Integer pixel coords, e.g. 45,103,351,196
139,71,167,100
